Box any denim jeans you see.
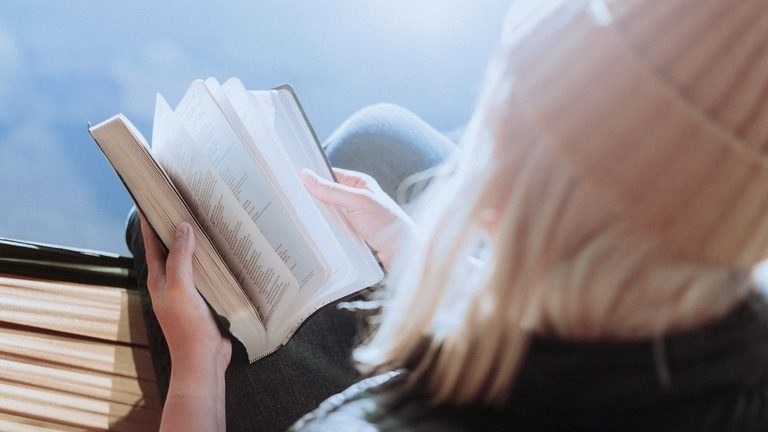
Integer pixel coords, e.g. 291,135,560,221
125,103,456,432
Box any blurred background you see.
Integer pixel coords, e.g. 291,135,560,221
0,0,509,255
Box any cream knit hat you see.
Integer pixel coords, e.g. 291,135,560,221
504,0,768,268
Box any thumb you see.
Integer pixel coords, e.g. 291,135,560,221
165,222,196,292
301,168,372,210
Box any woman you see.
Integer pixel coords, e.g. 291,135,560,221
136,0,768,430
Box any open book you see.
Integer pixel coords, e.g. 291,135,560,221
89,78,383,362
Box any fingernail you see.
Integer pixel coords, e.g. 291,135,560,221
176,222,190,240
300,168,316,182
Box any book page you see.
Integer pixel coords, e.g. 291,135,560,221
172,81,328,303
204,78,332,293
246,86,384,339
152,95,297,328
268,88,383,297
221,79,350,307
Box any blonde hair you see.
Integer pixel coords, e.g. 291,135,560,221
354,0,754,406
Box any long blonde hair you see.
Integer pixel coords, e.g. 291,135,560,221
354,0,754,406
353,2,559,405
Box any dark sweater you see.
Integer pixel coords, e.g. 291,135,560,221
291,292,768,431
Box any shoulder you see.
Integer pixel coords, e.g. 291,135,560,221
288,370,514,432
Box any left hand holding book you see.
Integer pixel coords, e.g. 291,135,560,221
140,216,229,432
139,216,232,370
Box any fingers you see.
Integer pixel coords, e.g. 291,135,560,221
139,213,167,295
301,168,374,209
332,168,366,186
165,222,196,294
139,216,197,298
332,168,382,193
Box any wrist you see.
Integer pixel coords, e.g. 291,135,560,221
168,336,231,370
172,353,227,374
170,352,227,391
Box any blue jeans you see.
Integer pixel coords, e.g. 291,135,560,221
324,103,456,210
125,103,455,432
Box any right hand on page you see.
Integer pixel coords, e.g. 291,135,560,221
301,167,415,271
